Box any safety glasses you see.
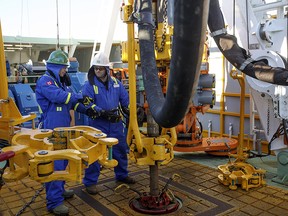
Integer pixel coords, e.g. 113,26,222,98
94,66,105,71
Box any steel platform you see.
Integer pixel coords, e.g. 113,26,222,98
1,155,288,216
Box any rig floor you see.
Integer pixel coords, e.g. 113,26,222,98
1,153,288,216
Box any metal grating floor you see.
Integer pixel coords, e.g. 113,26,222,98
1,156,288,215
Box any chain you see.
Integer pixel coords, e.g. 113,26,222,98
154,0,168,53
16,184,45,216
267,99,270,136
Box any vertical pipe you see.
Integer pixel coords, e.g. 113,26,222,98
147,108,159,137
219,55,226,136
229,69,245,159
149,164,159,196
208,120,212,137
229,123,233,138
238,75,245,157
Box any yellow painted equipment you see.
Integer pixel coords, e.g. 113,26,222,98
218,161,266,191
0,2,274,211
0,23,37,143
119,1,183,213
2,126,118,183
123,0,176,167
217,70,266,191
0,19,119,188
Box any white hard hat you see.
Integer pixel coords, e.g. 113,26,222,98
91,52,110,67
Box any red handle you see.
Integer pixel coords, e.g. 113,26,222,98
0,151,15,162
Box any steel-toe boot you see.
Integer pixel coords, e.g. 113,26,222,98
51,204,69,216
62,189,74,199
85,185,98,195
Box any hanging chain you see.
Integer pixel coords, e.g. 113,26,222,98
16,184,45,216
154,0,168,53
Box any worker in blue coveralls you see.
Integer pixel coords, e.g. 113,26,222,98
81,52,135,195
35,50,88,216
5,56,11,76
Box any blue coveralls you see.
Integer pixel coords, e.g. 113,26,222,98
5,60,11,76
35,63,85,211
82,68,129,187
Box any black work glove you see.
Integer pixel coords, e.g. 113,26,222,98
85,108,100,119
121,105,130,116
78,95,94,106
101,109,121,123
136,105,145,127
120,104,145,127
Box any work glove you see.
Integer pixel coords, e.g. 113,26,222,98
121,104,143,116
85,108,100,119
121,105,130,116
78,95,94,106
136,105,145,126
121,104,145,127
100,109,121,123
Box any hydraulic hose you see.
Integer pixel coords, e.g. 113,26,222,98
137,0,210,128
208,0,288,86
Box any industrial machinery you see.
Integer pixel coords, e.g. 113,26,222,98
2,126,118,184
0,22,119,191
0,0,288,215
119,31,239,156
119,0,287,213
173,38,238,155
216,0,288,189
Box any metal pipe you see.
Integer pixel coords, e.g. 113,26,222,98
219,55,226,137
238,74,246,157
208,120,212,137
149,164,159,196
208,109,251,118
229,123,233,138
249,96,256,136
230,69,245,158
147,108,159,137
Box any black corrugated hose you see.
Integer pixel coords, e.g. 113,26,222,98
137,0,210,128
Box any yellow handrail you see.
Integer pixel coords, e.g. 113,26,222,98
230,68,246,160
126,0,143,153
